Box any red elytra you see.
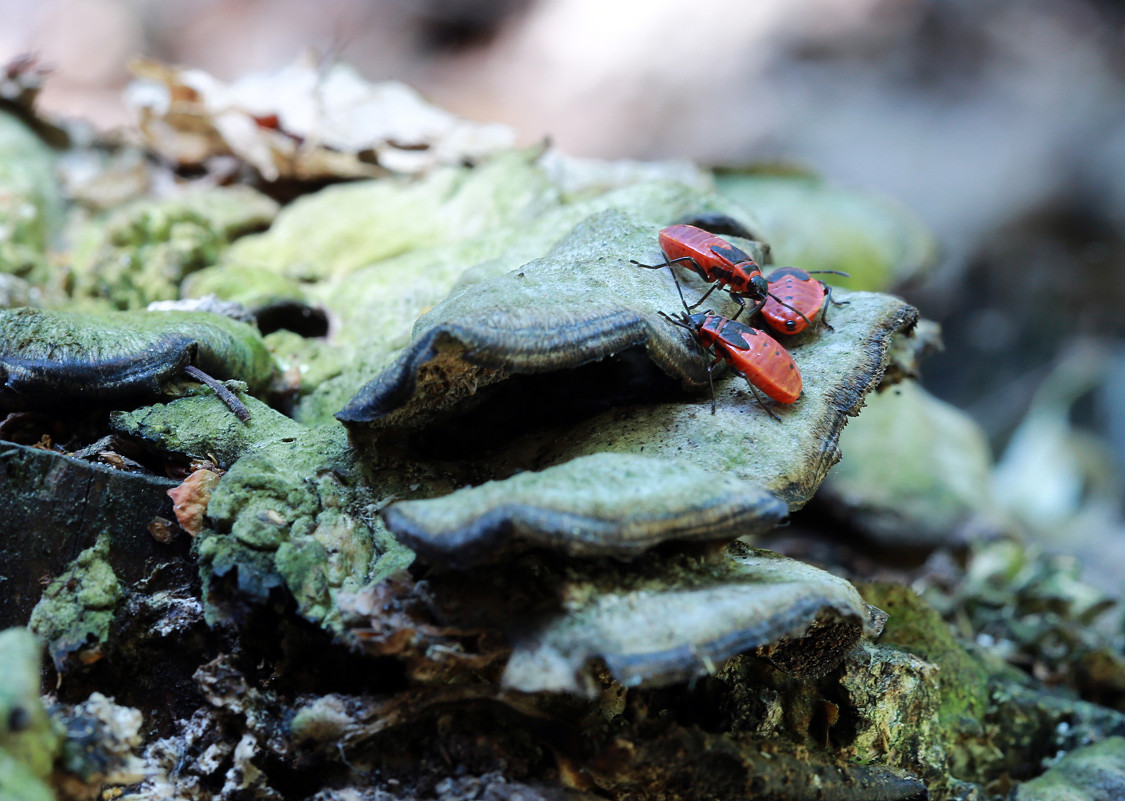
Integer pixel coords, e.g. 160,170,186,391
761,267,850,335
693,312,802,404
634,224,770,319
762,267,829,335
661,309,802,418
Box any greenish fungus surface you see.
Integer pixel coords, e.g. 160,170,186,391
73,186,278,309
0,307,276,411
822,380,1007,544
540,291,917,508
336,209,818,431
502,544,879,695
382,453,789,565
29,536,123,672
1013,737,1125,801
3,110,1095,800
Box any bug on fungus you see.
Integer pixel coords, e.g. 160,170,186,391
632,224,812,329
760,266,850,335
657,268,801,420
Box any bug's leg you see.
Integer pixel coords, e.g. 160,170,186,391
826,284,850,307
745,381,782,423
817,290,836,332
728,295,748,322
806,270,850,277
706,355,722,415
687,281,720,311
630,255,698,270
183,365,251,423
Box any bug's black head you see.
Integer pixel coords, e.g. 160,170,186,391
749,274,769,299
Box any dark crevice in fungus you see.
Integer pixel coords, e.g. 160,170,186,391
254,301,330,338
403,346,686,461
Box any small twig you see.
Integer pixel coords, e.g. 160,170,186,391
182,365,251,423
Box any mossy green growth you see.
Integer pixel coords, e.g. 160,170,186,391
198,428,415,628
130,406,414,629
1012,736,1125,800
74,186,278,309
822,380,1006,545
29,536,122,673
858,582,999,785
0,628,61,800
183,263,312,312
265,330,349,408
0,113,59,250
0,750,56,801
714,172,937,291
222,147,561,282
0,112,60,287
112,393,305,468
111,390,410,630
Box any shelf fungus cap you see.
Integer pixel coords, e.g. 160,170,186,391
381,453,789,566
335,211,716,430
502,542,881,695
0,307,276,411
540,290,919,508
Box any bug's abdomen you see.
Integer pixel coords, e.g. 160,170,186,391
762,268,826,335
697,315,801,404
659,225,756,278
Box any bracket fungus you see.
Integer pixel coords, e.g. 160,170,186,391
3,63,1124,800
382,453,789,566
500,543,884,695
0,307,276,417
335,211,721,430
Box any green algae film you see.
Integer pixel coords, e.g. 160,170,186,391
382,452,789,565
0,307,276,411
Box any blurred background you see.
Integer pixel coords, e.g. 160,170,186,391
2,0,1125,570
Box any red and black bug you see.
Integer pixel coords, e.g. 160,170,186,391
658,268,801,420
760,266,850,335
632,224,771,320
633,225,815,329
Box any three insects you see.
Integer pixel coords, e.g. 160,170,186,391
634,224,846,334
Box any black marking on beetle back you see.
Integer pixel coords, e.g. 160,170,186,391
767,267,812,282
710,243,753,266
712,318,761,351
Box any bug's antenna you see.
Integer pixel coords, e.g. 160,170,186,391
767,294,813,328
